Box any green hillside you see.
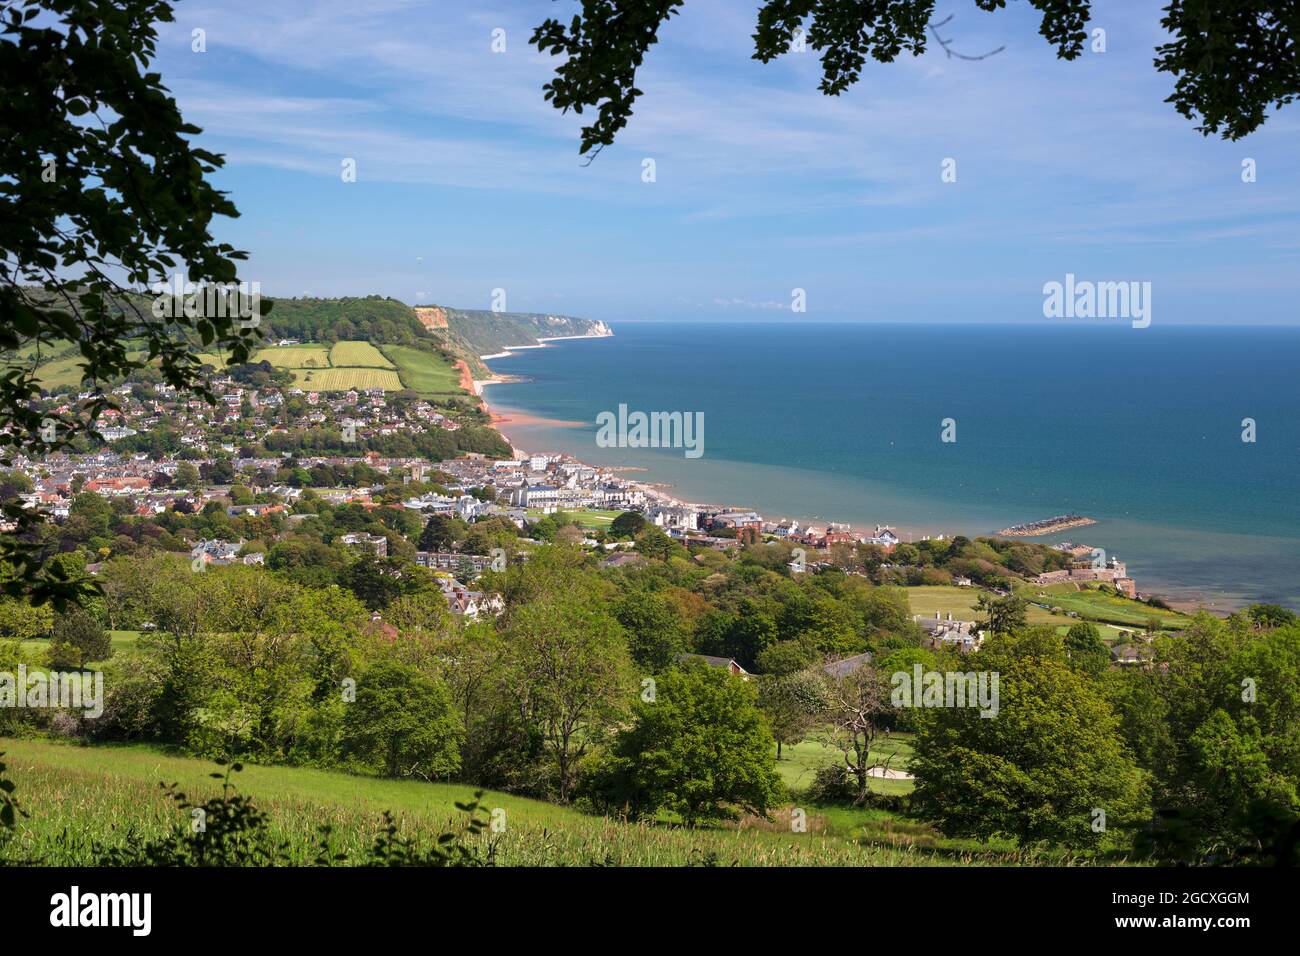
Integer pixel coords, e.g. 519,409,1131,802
0,738,1052,866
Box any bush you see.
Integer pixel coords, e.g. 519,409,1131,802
46,609,111,669
806,764,859,804
805,764,911,811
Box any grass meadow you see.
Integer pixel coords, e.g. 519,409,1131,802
0,737,1065,866
378,344,464,397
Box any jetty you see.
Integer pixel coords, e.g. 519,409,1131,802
998,514,1097,537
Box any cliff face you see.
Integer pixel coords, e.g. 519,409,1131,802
437,308,613,358
413,306,448,330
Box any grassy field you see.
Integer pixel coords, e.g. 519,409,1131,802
379,344,464,397
776,736,915,797
905,584,1185,638
330,341,395,368
211,340,415,393
29,338,456,397
17,630,140,663
30,355,88,389
906,585,1072,630
0,738,1067,866
1017,581,1192,630
528,509,624,529
31,351,148,389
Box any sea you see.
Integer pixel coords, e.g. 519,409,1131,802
482,322,1300,611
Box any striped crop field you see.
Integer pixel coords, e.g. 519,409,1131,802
329,341,395,368
292,367,403,391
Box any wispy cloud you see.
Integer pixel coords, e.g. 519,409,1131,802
146,0,1300,320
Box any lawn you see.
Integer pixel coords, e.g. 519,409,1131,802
18,630,140,664
379,344,464,397
1017,581,1192,631
528,509,624,529
904,583,1180,636
0,738,1016,866
906,585,1072,629
775,735,915,798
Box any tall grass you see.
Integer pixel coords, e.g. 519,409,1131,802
0,738,1088,866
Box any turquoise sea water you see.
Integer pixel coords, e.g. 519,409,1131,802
484,322,1300,610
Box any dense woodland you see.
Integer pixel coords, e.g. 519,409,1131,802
2,486,1297,863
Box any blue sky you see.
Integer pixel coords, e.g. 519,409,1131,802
152,0,1300,324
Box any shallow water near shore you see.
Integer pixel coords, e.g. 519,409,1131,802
483,321,1300,611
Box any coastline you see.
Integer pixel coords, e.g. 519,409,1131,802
478,328,615,362
475,327,1282,615
479,349,970,538
477,345,708,516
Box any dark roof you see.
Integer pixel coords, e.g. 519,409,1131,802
822,653,873,679
676,653,749,674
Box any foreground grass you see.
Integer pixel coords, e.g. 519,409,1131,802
2,738,1049,866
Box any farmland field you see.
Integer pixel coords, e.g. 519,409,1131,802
31,351,151,388
292,367,403,391
330,341,395,368
29,355,88,389
252,345,332,368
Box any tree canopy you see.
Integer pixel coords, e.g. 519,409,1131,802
531,1,1300,157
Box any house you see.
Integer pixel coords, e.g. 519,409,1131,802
190,538,243,566
416,551,495,574
649,504,698,531
1035,557,1129,587
863,525,900,548
1112,643,1154,666
436,578,504,619
710,510,764,532
339,532,388,557
916,612,983,653
676,654,750,679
